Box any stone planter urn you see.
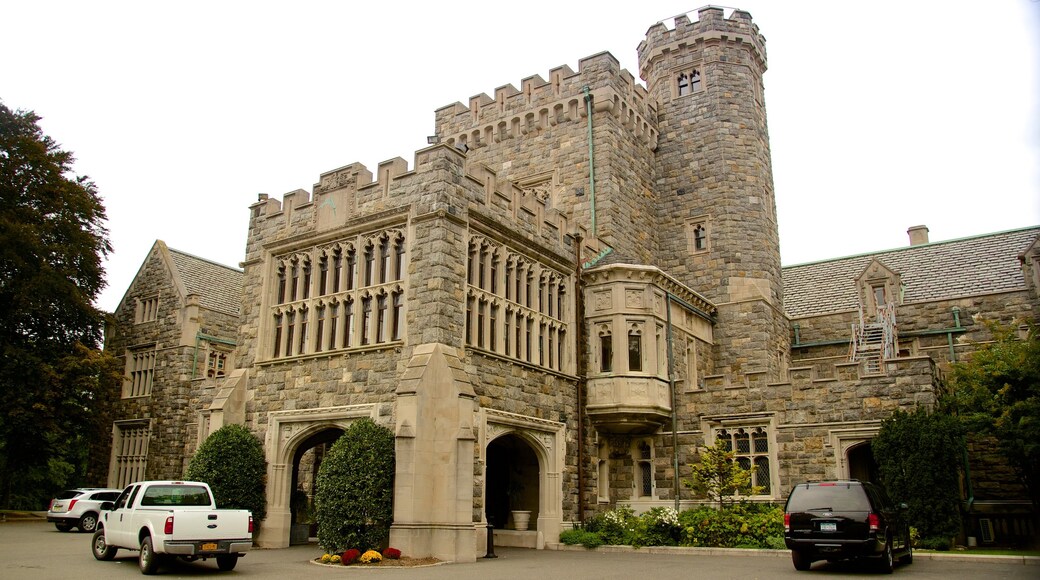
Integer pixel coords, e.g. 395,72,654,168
511,510,532,531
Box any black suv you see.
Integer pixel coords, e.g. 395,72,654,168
784,480,912,573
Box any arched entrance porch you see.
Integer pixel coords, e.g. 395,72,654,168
256,404,378,548
480,409,566,549
288,427,342,544
846,441,879,483
486,433,540,531
829,427,881,482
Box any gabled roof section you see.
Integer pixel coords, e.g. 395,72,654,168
855,258,899,284
782,227,1040,318
167,248,243,316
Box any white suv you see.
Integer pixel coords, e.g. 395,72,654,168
47,488,122,533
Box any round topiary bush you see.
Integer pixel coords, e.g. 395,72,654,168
314,417,395,552
186,424,267,522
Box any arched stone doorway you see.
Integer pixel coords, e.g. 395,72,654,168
847,441,879,483
288,427,343,544
480,408,566,549
256,404,378,548
486,434,540,531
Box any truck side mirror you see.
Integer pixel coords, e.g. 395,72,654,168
100,501,115,511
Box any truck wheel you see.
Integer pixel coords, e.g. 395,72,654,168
216,554,239,571
78,512,99,533
91,529,117,561
139,535,160,575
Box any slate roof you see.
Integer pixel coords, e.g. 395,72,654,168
782,227,1040,318
167,248,243,316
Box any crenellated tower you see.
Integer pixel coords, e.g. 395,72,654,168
639,7,788,377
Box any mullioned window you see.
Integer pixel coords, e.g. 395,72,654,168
268,228,406,360
465,234,569,372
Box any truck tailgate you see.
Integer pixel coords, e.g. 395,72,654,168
167,509,252,541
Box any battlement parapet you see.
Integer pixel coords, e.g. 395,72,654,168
694,356,937,425
435,52,657,153
247,144,584,254
702,355,936,391
638,5,767,79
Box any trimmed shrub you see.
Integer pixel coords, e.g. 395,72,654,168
679,503,783,548
918,536,953,551
559,528,605,549
185,424,267,522
314,418,395,552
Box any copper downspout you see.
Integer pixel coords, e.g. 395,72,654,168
574,234,587,524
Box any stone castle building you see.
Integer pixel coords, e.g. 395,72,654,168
103,7,1040,560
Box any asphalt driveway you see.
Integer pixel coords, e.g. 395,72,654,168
1,519,1035,579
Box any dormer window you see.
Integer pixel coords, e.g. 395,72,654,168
872,285,886,309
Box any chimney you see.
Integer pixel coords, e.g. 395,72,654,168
908,225,929,246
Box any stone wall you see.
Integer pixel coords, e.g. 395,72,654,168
435,52,658,264
792,288,1037,372
640,356,939,502
105,243,241,482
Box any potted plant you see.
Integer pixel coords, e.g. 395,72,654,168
507,478,531,531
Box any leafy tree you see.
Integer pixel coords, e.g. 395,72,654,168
186,424,267,522
946,321,1040,509
314,418,395,552
0,102,117,508
872,407,964,544
684,439,762,509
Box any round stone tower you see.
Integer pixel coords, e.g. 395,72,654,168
639,7,788,377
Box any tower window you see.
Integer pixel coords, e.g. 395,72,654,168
676,69,703,97
688,218,710,253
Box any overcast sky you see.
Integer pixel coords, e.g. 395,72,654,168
3,0,1038,313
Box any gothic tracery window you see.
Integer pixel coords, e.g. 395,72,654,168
268,229,406,360
464,235,570,372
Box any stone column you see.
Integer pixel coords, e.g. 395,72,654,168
390,343,478,562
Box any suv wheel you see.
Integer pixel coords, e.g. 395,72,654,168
55,522,73,532
792,549,812,571
900,532,913,565
877,537,894,574
78,512,99,533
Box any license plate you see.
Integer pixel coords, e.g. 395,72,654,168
201,543,218,551
820,522,837,532
52,503,63,510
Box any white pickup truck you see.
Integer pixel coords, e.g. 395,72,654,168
90,480,253,574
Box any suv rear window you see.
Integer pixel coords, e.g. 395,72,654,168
786,483,871,512
91,491,121,502
55,490,83,500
